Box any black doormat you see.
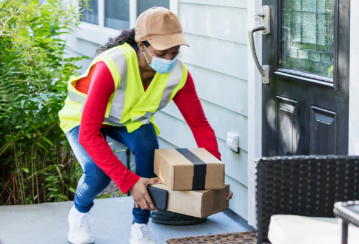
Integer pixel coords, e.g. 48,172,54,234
166,231,257,244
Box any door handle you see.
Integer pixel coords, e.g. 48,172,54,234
248,6,271,84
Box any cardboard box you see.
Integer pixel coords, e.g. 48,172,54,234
150,182,230,218
154,148,225,191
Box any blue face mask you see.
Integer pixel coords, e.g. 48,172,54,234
143,46,178,74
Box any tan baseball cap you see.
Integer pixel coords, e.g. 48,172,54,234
135,7,190,50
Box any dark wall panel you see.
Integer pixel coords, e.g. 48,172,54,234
277,96,299,155
310,106,336,155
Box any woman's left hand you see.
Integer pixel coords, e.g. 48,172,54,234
226,190,233,200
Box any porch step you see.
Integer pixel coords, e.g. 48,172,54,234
0,197,249,244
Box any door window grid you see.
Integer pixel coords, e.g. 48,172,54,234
281,0,335,79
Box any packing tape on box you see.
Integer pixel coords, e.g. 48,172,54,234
176,148,207,190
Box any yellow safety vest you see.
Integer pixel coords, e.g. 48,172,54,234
58,43,188,135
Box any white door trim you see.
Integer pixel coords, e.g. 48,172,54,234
349,0,359,154
247,0,263,228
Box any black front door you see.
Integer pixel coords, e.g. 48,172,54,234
259,0,350,156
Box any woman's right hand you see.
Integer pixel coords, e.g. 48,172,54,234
129,177,162,211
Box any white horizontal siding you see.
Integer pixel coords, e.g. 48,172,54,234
218,139,248,187
65,33,99,73
160,102,183,122
156,111,197,148
156,111,248,186
63,49,92,74
179,3,248,44
186,63,248,116
75,22,121,46
164,9,249,216
225,174,248,220
161,100,248,151
176,2,250,220
179,0,247,8
158,137,178,149
67,37,99,58
179,34,248,80
198,100,248,151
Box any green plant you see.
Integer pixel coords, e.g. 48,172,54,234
0,0,88,205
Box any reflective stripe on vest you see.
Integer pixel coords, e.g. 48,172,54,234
133,111,155,125
68,90,86,106
157,60,184,111
105,48,128,125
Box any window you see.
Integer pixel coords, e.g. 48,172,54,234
77,0,175,45
80,0,99,25
79,0,172,29
105,0,130,30
137,0,170,17
281,0,335,78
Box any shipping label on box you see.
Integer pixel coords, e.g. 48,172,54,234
150,182,230,218
154,148,225,191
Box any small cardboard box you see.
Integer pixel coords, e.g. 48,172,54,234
150,182,230,218
154,148,225,191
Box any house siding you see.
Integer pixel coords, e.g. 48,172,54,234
158,0,249,219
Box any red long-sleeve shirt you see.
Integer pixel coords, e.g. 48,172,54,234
76,61,220,194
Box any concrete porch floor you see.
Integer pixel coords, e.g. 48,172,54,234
0,197,252,244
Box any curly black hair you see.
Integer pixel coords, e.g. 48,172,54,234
96,28,150,55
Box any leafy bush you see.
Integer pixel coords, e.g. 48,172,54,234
0,0,87,205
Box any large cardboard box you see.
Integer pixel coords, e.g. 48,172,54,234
150,182,230,218
154,148,225,191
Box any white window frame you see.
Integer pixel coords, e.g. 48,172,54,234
77,0,178,45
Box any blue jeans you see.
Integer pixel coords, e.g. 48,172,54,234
66,124,158,224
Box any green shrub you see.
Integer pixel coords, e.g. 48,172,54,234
0,0,88,205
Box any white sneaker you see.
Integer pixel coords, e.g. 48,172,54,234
68,206,94,244
129,223,155,244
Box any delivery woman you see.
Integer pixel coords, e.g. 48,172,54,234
59,7,232,244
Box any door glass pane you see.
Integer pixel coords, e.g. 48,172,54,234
137,0,170,17
80,0,99,25
281,0,335,78
105,0,130,30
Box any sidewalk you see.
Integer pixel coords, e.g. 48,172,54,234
0,197,251,244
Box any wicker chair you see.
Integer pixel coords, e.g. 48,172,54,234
255,156,359,244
